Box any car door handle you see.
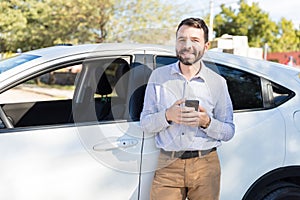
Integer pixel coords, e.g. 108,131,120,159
93,138,138,151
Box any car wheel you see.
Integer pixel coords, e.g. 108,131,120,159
261,183,300,200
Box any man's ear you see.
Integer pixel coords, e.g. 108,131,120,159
204,41,210,51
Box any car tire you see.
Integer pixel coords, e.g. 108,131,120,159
261,182,300,200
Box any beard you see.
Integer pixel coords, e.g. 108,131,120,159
176,48,204,65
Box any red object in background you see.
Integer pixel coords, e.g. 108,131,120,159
267,51,300,66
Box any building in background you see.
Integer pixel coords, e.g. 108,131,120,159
210,34,263,60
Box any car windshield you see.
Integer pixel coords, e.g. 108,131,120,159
0,54,41,74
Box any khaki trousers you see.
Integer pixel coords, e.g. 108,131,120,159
150,150,221,200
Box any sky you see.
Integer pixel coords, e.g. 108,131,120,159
248,0,300,27
181,0,300,29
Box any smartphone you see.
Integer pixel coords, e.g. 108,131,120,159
185,100,199,111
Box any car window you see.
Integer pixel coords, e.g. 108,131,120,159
72,57,133,123
206,63,294,111
0,65,80,104
0,56,142,129
269,81,295,107
0,54,41,74
0,64,81,128
155,56,178,68
205,62,263,111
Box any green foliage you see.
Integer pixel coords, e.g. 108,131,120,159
272,18,299,52
0,0,114,51
0,0,27,52
105,0,184,44
0,0,185,52
45,0,114,44
2,0,297,53
214,0,299,52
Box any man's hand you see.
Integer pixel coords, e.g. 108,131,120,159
197,105,211,128
165,99,187,124
166,100,210,128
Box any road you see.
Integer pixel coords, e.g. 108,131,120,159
0,86,73,104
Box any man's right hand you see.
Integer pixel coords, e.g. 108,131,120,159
165,99,194,124
165,99,185,123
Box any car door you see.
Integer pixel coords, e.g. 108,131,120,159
0,55,145,200
204,62,289,200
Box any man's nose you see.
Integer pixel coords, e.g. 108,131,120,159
184,39,193,49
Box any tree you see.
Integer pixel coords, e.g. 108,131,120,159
0,0,187,52
297,28,300,51
213,0,300,52
0,0,115,51
45,0,114,44
105,0,186,44
0,0,27,52
214,0,278,50
272,18,299,52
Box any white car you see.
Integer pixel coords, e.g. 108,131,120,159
0,43,300,200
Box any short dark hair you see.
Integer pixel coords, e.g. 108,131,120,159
176,18,209,43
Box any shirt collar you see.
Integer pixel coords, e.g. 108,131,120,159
170,61,181,75
171,61,207,81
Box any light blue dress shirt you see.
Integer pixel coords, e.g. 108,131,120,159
140,61,235,151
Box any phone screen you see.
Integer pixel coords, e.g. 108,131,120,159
185,100,199,111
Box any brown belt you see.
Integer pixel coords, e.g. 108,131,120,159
161,147,216,159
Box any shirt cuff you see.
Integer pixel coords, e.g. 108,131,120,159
158,109,172,129
201,117,216,138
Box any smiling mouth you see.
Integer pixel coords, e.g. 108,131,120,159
179,49,195,55
180,49,192,53
180,52,195,58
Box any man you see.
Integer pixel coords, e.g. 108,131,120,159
140,18,235,200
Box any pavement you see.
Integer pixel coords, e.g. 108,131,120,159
0,85,74,104
20,85,74,99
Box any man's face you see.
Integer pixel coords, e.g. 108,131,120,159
176,25,209,66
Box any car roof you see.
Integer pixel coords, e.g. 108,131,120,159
205,50,300,81
1,43,299,85
31,43,300,77
0,43,175,82
26,43,175,59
